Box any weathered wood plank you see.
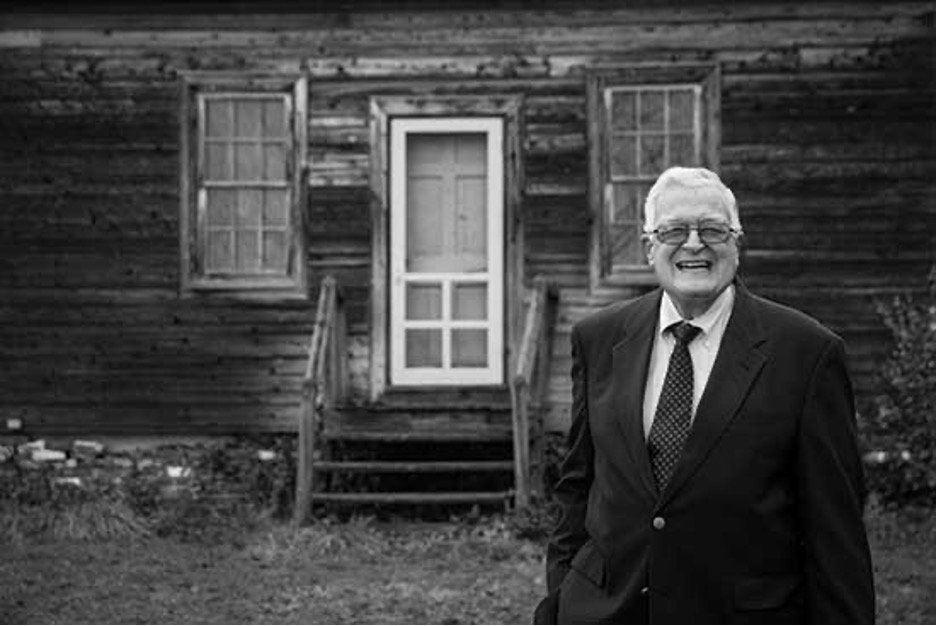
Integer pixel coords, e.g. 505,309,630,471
6,14,925,51
524,124,587,154
305,491,510,504
314,460,514,473
2,3,933,32
0,404,301,434
723,142,934,164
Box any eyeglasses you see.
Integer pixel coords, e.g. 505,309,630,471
646,221,741,245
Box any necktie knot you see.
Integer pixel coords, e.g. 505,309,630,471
670,321,701,346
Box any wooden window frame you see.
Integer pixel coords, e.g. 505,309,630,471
369,94,524,400
587,63,720,290
179,72,308,298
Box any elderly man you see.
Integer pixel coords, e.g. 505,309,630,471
535,166,874,623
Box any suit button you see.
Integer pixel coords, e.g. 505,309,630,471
652,516,666,530
640,586,650,596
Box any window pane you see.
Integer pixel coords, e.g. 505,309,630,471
406,133,444,272
237,189,262,228
262,231,288,272
454,133,488,272
235,143,264,180
637,182,651,216
406,329,442,367
263,100,286,137
452,329,487,368
264,144,287,181
669,89,695,131
670,133,696,166
610,91,636,131
453,283,487,320
235,230,260,271
406,176,443,272
609,134,637,177
405,132,489,273
639,134,666,175
235,100,263,138
455,133,485,165
205,143,230,180
639,91,665,130
206,189,237,226
612,184,642,224
262,190,288,227
406,283,442,320
407,133,448,167
609,222,644,266
609,181,652,267
454,175,487,272
205,100,232,138
206,230,233,272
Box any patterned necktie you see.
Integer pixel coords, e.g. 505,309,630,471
648,321,702,492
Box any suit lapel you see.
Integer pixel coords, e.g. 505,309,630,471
658,284,769,507
611,290,661,502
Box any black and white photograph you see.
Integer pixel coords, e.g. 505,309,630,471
1,1,933,623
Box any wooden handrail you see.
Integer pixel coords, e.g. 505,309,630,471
295,275,346,526
510,274,559,510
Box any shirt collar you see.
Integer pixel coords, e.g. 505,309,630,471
659,284,735,346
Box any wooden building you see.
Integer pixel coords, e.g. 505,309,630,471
1,1,933,508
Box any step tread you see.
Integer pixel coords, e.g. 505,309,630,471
309,491,512,504
321,428,511,442
313,460,514,472
321,403,513,443
343,389,511,412
325,408,512,421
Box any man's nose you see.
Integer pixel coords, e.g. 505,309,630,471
681,228,705,250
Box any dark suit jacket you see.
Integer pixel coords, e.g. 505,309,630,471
535,283,875,624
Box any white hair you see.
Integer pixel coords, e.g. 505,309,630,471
643,166,741,232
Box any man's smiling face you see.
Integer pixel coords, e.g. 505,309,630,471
644,183,740,320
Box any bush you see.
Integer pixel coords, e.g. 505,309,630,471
0,435,297,544
0,463,149,543
189,435,297,520
504,431,566,543
506,499,560,543
861,266,936,508
125,435,296,543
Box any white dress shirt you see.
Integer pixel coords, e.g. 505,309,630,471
642,285,736,439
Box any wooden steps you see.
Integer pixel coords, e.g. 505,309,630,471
307,401,516,512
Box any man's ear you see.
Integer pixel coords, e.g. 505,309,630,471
642,235,654,265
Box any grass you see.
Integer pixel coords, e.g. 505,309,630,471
867,504,936,624
0,503,933,624
0,512,544,624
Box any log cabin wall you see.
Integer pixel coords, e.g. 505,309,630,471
0,2,933,435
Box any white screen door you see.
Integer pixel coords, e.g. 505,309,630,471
390,117,504,386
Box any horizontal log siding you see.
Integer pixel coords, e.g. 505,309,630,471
1,3,932,435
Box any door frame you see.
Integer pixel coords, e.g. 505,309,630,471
389,117,504,386
368,94,524,400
